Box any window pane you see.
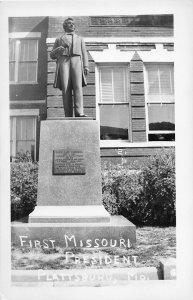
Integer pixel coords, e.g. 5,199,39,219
19,40,38,61
100,67,128,103
10,39,38,82
10,141,13,159
148,103,175,131
100,68,113,102
19,40,28,61
15,117,36,158
100,104,129,140
146,65,159,94
17,141,35,153
171,67,174,93
149,133,175,141
16,117,35,140
159,65,173,94
10,118,13,141
146,64,174,96
10,118,14,159
9,62,15,81
18,62,28,81
26,118,35,139
27,62,37,81
113,68,127,102
16,118,25,140
9,40,16,61
18,62,37,82
28,40,38,61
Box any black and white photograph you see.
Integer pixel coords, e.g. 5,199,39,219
0,1,193,299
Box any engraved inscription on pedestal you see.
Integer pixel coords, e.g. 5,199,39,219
53,150,86,175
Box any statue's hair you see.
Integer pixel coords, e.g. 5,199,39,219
63,18,74,30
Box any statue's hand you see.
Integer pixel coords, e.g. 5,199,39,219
84,68,89,76
58,46,65,53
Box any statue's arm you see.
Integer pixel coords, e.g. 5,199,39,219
81,38,89,72
50,39,64,60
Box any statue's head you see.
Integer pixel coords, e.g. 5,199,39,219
63,18,75,32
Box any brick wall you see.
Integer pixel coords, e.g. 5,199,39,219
130,52,146,142
100,146,174,167
48,15,173,38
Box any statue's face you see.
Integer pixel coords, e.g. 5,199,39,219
65,20,75,32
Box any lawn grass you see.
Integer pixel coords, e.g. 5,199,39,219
12,227,176,270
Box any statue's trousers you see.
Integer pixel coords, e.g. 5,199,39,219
58,55,83,117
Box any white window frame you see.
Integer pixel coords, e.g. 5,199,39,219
10,109,39,161
9,32,41,84
144,62,175,141
96,63,132,144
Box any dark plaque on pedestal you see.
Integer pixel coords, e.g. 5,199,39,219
53,150,86,175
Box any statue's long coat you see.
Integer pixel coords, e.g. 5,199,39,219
50,33,89,90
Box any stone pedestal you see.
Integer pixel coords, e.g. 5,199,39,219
12,119,136,248
36,119,103,206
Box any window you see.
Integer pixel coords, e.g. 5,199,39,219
9,39,38,83
145,63,175,141
98,65,130,140
10,116,37,161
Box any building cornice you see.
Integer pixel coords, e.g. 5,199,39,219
47,37,174,44
9,32,41,39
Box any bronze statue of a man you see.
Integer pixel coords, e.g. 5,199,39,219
50,18,89,117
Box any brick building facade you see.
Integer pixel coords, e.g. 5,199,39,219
9,15,174,165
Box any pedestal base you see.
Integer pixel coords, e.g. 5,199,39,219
29,206,110,223
12,215,136,248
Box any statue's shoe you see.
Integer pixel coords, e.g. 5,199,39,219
75,114,88,117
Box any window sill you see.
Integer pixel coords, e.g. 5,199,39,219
100,140,175,148
9,82,38,85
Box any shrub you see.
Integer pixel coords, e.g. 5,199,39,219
102,148,176,226
102,191,119,215
102,164,143,220
140,148,175,226
11,152,38,221
116,170,145,225
101,164,127,215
